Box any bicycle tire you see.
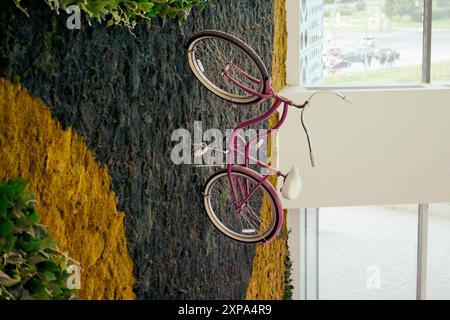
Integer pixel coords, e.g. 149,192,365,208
203,166,280,243
187,30,270,105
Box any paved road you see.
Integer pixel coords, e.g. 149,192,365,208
325,28,450,73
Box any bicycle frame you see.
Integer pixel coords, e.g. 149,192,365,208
223,64,292,212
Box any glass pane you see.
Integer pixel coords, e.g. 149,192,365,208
431,0,450,83
427,203,450,300
302,1,424,86
319,205,417,300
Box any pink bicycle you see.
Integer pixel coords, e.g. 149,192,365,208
187,30,351,244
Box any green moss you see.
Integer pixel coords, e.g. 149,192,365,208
11,75,21,84
245,0,288,300
283,231,293,300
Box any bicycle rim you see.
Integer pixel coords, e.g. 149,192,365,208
187,32,267,105
203,170,279,243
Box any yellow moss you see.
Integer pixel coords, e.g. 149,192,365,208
0,77,135,300
271,0,287,94
245,0,288,300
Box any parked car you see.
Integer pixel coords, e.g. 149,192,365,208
344,49,363,62
360,35,375,47
338,58,351,68
322,53,351,72
357,46,376,61
323,53,340,73
344,46,375,63
326,47,344,58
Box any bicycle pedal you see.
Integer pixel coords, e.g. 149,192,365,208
253,139,264,150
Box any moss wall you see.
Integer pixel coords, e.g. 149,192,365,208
245,0,288,300
0,0,276,299
0,78,135,299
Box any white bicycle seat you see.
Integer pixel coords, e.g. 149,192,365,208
281,166,302,200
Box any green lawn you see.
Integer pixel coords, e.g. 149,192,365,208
324,61,450,85
324,5,450,32
324,5,383,33
388,16,450,29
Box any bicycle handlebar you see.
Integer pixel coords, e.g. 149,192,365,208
283,89,353,109
288,89,353,168
305,89,353,105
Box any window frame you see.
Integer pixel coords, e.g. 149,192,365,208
284,1,449,300
287,0,441,88
289,204,430,300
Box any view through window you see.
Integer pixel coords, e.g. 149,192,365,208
431,0,450,83
427,203,450,299
319,203,450,299
302,0,450,86
319,205,417,300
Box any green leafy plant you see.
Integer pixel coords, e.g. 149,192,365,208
0,178,78,300
12,0,208,29
283,230,294,300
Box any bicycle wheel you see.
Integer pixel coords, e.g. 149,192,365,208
187,30,269,105
203,167,280,243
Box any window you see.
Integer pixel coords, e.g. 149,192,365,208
319,205,417,300
299,0,446,86
427,203,450,299
290,203,450,300
431,0,450,83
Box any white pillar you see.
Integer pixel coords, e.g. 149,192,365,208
416,203,429,300
287,208,319,300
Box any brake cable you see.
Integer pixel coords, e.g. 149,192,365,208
300,102,315,167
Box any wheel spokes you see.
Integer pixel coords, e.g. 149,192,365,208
206,172,276,241
192,37,263,99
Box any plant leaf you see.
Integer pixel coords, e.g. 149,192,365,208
39,236,56,250
0,217,14,236
0,270,21,287
4,251,24,265
26,210,40,224
40,270,57,282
